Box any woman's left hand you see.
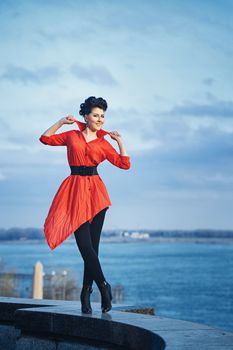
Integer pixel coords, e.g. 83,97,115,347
109,131,123,143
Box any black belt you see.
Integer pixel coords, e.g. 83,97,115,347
70,165,99,176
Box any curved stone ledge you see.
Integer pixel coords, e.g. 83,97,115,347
1,297,233,350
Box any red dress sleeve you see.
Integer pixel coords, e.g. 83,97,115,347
104,140,131,169
39,130,70,146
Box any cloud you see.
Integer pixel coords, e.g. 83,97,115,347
0,171,6,181
0,64,61,85
203,77,215,86
149,121,233,165
161,98,233,118
70,63,118,86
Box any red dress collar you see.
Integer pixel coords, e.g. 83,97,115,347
74,119,110,138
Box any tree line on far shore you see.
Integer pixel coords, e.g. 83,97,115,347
1,227,233,241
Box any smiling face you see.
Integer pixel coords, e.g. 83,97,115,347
84,107,105,132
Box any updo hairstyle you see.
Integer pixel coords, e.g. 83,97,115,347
79,96,108,117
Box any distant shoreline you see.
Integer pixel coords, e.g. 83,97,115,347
1,238,233,245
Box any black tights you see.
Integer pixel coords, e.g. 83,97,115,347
74,207,108,290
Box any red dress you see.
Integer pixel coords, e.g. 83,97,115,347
39,119,131,250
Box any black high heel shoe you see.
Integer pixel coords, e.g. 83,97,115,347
99,280,112,313
80,285,93,314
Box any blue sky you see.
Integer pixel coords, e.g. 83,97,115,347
0,0,233,230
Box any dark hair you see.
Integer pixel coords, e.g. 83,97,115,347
79,96,108,117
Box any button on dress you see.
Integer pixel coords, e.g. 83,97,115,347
39,119,131,250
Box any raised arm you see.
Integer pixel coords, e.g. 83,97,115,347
104,131,131,170
39,115,75,146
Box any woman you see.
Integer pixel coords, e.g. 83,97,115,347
39,96,131,313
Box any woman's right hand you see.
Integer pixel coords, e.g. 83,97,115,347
60,115,76,125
